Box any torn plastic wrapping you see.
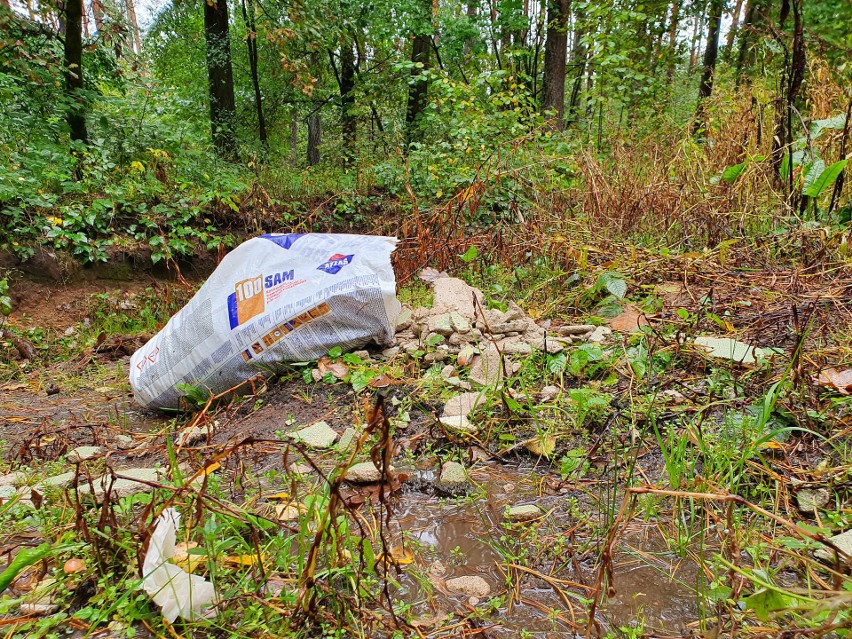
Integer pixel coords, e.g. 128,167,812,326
142,508,217,623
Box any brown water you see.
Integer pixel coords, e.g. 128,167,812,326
389,465,701,637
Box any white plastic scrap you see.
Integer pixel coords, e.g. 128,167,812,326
142,508,217,623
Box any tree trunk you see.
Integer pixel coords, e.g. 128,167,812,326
91,0,103,30
204,0,238,160
735,0,764,86
567,5,586,123
307,112,321,165
665,0,680,80
63,0,87,146
340,37,356,163
405,31,431,142
125,0,142,53
725,0,744,53
240,0,267,152
688,2,706,70
541,0,568,129
691,0,723,137
772,0,805,183
290,108,298,165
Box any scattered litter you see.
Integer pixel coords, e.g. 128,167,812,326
142,508,217,623
694,336,767,365
130,234,401,409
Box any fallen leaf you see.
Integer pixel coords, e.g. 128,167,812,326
814,368,852,395
275,502,308,521
317,356,348,379
607,305,650,332
368,373,396,388
202,462,221,475
377,546,414,566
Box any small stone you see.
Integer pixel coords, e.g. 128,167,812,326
63,558,86,574
78,467,165,503
555,324,596,336
115,435,135,450
441,364,456,379
176,424,209,447
469,344,506,388
524,435,557,459
337,427,357,452
447,332,475,345
344,461,394,483
457,345,476,367
353,350,371,361
433,278,484,319
500,339,532,356
506,504,542,523
33,471,77,493
539,385,561,402
435,461,469,496
489,321,529,334
504,302,526,321
815,530,852,564
427,313,454,336
0,485,17,499
449,312,471,333
288,463,313,475
438,414,477,433
445,575,491,598
380,346,401,360
67,446,105,463
402,341,420,354
796,488,830,513
395,306,413,332
587,326,613,343
0,472,26,487
311,368,323,382
442,392,488,419
423,351,448,364
289,421,338,449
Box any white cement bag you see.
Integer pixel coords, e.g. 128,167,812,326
130,233,400,409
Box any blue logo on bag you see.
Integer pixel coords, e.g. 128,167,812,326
317,253,354,275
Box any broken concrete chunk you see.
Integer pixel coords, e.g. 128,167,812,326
380,346,401,360
445,575,491,598
344,461,393,483
442,391,488,419
78,467,166,503
67,446,105,463
499,338,532,356
0,471,27,488
457,345,476,367
449,312,471,334
395,306,413,331
436,461,469,496
694,336,767,365
432,278,484,319
796,488,830,514
469,344,506,388
539,385,561,402
337,427,357,452
115,435,135,450
289,421,338,449
815,529,852,564
506,504,542,523
424,351,448,364
438,414,477,434
554,324,596,336
32,471,77,493
427,313,454,336
587,326,612,343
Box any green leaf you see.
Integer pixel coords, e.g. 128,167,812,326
722,161,746,183
780,154,791,182
327,346,343,359
676,308,690,320
546,352,567,374
302,368,313,384
804,160,847,198
426,333,445,346
603,274,627,300
0,544,53,591
744,587,791,622
459,245,478,263
801,158,825,195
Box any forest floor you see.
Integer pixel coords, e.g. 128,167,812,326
0,250,851,638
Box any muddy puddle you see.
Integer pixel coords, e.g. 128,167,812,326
388,465,700,637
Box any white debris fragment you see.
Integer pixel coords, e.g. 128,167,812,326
142,508,217,623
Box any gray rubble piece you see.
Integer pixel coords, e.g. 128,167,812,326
115,434,135,450
0,485,17,499
289,421,338,449
587,326,612,343
815,529,852,564
67,446,105,463
438,414,477,434
539,385,561,403
442,391,488,419
32,471,77,493
506,504,543,523
797,487,830,513
395,306,413,331
77,467,169,503
445,575,491,598
344,461,394,483
554,324,596,336
0,471,26,487
337,427,357,452
20,578,59,616
427,313,454,336
469,344,506,388
176,423,210,447
432,278,485,319
435,461,469,496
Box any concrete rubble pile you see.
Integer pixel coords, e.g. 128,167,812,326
385,276,607,387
